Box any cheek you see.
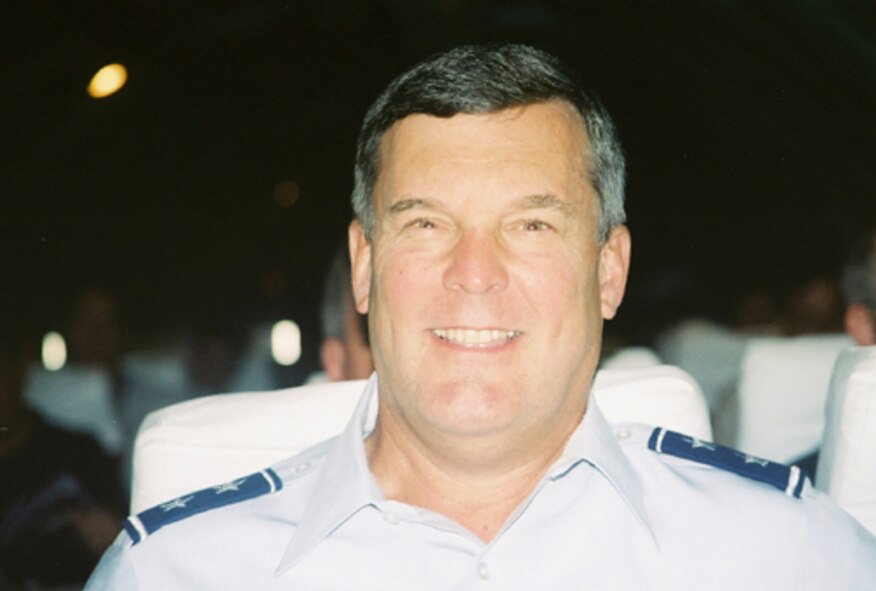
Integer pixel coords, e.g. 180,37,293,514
518,254,598,315
371,255,432,337
379,251,434,301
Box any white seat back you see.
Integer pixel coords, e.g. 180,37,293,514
592,365,711,438
816,346,876,535
130,365,710,513
599,346,662,370
734,334,852,463
25,364,123,453
655,319,747,413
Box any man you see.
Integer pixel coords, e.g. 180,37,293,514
842,214,876,346
317,245,374,381
86,44,876,589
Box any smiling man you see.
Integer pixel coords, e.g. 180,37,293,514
349,98,629,543
86,44,876,590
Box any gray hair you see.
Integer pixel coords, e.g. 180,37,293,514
351,43,626,244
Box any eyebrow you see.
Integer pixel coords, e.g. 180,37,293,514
386,194,575,216
387,198,436,216
516,194,575,216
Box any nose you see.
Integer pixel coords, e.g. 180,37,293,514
442,231,509,294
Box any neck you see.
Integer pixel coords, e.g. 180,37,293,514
365,404,583,542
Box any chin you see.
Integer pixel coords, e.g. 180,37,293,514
419,379,522,435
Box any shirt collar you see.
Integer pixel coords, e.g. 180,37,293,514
550,399,656,542
276,374,382,575
276,375,656,573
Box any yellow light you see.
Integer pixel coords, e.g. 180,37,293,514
87,63,128,98
42,331,67,371
271,320,301,366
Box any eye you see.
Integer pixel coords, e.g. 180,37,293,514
412,218,436,229
521,219,552,232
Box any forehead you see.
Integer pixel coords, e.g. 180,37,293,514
375,100,592,194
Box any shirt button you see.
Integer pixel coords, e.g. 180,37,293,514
614,428,632,440
295,461,312,473
477,562,490,581
383,511,401,525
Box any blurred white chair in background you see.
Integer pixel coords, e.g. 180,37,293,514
130,365,710,513
24,364,124,454
734,333,852,463
816,346,876,535
226,322,278,392
600,346,662,370
656,319,747,414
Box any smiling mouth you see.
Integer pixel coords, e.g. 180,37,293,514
430,328,522,347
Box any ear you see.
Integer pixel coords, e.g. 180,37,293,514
844,303,876,346
349,219,373,314
598,225,631,320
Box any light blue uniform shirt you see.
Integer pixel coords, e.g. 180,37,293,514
87,376,876,589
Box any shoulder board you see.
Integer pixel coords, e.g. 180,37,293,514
123,468,284,545
647,427,806,498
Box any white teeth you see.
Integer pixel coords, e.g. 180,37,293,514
432,328,520,346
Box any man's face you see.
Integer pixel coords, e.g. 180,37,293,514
350,100,629,447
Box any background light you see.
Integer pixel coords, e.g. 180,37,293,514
42,331,67,371
271,320,301,366
87,63,128,98
272,180,300,207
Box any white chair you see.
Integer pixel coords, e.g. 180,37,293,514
655,318,747,413
816,346,876,535
599,346,662,370
130,365,711,513
25,364,124,454
734,333,852,463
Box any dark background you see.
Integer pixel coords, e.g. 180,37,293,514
3,1,874,377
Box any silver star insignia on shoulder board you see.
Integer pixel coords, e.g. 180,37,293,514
213,478,248,494
690,438,717,451
743,455,770,467
159,495,195,512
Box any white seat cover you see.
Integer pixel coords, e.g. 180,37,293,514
130,365,711,513
24,364,123,453
734,333,852,463
816,346,876,535
599,346,662,370
656,319,747,413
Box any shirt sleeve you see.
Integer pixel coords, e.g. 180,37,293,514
83,532,139,591
804,491,876,587
835,517,876,586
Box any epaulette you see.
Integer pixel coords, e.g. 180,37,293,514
647,427,806,498
123,468,284,545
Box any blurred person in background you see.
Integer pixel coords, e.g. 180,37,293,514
66,288,124,376
314,244,373,382
24,287,127,456
0,325,125,589
751,215,876,479
780,276,845,336
181,316,248,398
842,212,876,346
117,314,250,493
